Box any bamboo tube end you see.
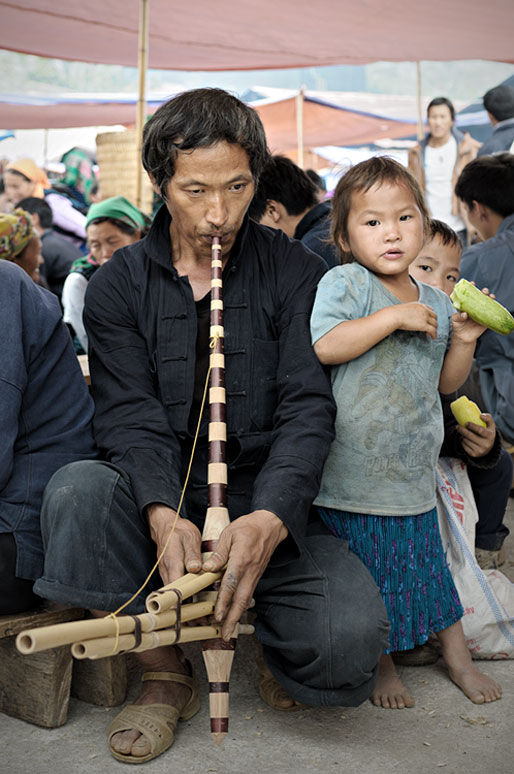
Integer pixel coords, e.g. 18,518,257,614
213,732,225,747
16,632,35,654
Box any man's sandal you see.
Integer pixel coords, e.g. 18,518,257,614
258,662,306,712
108,669,200,764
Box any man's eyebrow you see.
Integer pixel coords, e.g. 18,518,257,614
180,173,253,186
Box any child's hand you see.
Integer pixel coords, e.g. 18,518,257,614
395,302,438,339
451,287,493,344
457,413,496,458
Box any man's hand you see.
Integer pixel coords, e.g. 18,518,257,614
202,510,288,641
457,413,496,458
146,503,202,586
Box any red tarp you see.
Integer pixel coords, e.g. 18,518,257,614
1,1,513,71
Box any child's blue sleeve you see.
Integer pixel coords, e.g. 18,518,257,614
310,265,364,345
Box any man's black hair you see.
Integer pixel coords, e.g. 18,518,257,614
483,85,514,122
16,196,53,229
427,96,456,121
142,88,269,197
305,168,327,191
248,155,317,221
455,153,514,218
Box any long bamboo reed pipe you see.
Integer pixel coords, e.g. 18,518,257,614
72,623,254,661
16,600,214,655
145,569,222,613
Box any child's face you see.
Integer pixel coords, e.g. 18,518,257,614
409,235,461,297
340,182,424,282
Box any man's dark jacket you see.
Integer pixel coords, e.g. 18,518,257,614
477,118,514,157
84,206,336,556
40,228,82,299
294,201,339,268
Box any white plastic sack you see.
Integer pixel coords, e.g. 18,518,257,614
436,456,514,659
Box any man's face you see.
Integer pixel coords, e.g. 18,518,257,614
427,105,454,143
160,141,255,259
409,235,461,297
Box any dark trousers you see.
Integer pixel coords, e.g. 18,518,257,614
35,460,389,707
0,533,41,615
469,449,512,551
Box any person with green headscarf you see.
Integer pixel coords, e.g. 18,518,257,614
62,196,150,353
0,208,44,283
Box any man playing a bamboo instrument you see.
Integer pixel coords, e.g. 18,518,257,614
35,88,389,764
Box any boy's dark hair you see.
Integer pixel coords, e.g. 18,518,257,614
142,88,270,197
305,168,327,192
427,219,461,251
16,196,53,229
427,96,456,121
331,156,430,264
248,155,317,221
455,153,514,218
483,85,514,122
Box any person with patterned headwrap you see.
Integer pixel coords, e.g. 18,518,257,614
0,208,43,282
3,158,87,245
62,196,150,353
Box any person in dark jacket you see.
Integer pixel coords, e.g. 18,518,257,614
16,196,82,301
249,154,339,267
35,88,388,765
0,261,96,616
477,85,514,157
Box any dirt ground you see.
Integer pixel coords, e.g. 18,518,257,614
3,497,514,774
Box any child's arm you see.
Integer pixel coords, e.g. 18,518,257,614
314,302,438,364
439,311,486,393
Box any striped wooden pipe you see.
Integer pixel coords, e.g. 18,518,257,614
198,235,237,747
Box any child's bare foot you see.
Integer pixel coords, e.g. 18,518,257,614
446,663,502,704
371,654,415,709
438,621,502,704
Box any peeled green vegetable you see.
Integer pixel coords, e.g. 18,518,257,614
450,395,487,428
450,279,514,335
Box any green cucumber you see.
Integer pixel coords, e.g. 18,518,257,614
450,279,514,335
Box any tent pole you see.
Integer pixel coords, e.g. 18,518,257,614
296,85,305,169
136,0,149,209
416,61,424,141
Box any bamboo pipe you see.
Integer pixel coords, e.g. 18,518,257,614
16,600,214,655
198,235,236,748
72,623,254,661
146,569,223,613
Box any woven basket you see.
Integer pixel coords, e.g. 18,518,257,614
96,130,154,214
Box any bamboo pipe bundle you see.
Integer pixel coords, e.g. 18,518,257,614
16,601,215,655
72,623,254,660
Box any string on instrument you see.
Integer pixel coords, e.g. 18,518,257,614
104,332,221,655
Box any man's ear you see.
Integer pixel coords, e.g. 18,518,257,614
148,172,162,197
266,200,284,224
473,200,489,221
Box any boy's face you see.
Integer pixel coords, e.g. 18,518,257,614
409,235,461,297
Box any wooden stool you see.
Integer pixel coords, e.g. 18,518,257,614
0,605,127,728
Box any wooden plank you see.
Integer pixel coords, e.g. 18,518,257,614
0,606,84,639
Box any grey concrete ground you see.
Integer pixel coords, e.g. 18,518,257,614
3,499,514,774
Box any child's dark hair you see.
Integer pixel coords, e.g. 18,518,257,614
331,156,430,264
455,153,514,218
427,219,462,251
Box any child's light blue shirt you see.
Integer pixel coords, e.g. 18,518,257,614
311,263,455,516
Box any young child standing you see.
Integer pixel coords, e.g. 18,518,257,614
410,219,512,571
310,157,502,709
